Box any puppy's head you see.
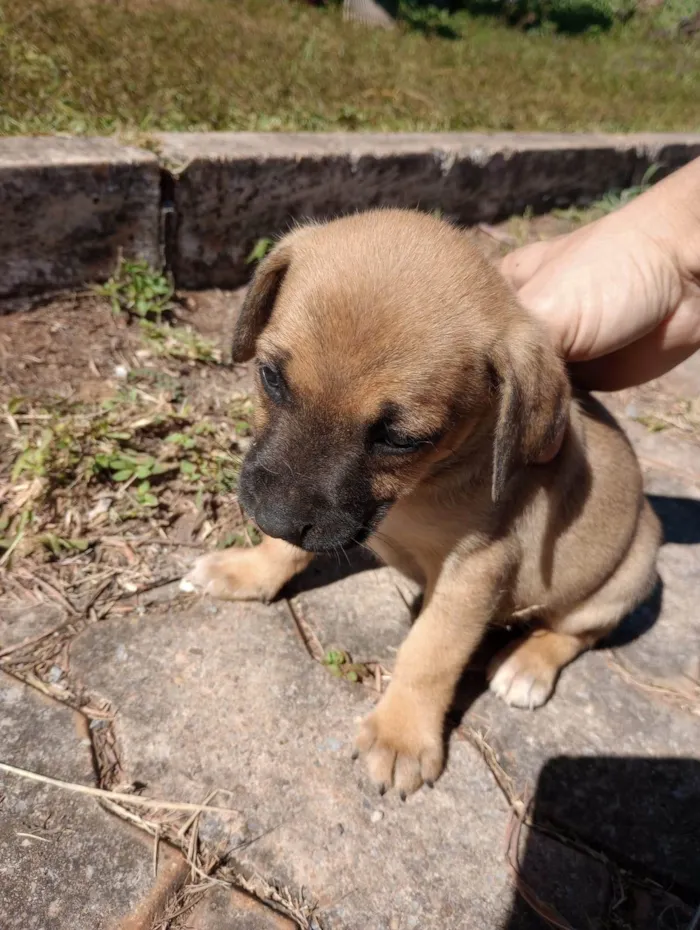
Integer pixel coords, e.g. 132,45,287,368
233,210,569,552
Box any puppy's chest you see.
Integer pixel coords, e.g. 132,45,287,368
374,496,484,573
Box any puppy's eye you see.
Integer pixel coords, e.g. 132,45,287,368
259,363,283,400
373,424,424,454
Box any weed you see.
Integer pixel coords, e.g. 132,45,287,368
246,238,275,265
323,649,370,683
553,163,659,225
139,321,221,364
0,387,253,565
97,258,174,325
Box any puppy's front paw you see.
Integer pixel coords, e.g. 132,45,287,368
355,683,445,798
487,637,557,709
184,548,279,602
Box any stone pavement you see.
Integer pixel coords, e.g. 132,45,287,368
1,354,699,929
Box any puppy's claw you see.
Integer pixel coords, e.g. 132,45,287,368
351,749,359,761
354,685,445,798
378,784,387,797
425,779,434,789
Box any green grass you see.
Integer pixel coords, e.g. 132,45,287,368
0,0,698,136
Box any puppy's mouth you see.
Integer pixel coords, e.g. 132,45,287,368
238,486,394,554
353,500,393,546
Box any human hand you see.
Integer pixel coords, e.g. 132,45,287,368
501,158,700,391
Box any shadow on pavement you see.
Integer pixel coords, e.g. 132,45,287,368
503,757,700,929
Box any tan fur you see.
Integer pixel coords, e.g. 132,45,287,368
188,209,661,797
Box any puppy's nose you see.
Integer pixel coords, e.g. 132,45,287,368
253,505,312,548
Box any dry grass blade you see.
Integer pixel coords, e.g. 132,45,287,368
458,724,524,814
0,620,71,659
25,570,80,616
608,654,700,716
504,802,575,930
0,762,242,815
284,599,325,664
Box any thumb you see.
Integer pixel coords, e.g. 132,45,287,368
500,238,559,290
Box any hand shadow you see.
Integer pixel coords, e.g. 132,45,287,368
502,757,700,929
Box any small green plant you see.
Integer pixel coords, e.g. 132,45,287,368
592,163,659,214
323,649,369,683
554,164,659,225
139,320,220,363
37,533,91,557
246,238,274,265
93,450,174,483
97,257,174,324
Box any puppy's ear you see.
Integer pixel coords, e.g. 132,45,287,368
231,245,291,363
490,320,570,502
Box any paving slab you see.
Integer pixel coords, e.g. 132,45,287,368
0,602,64,650
0,137,160,298
287,556,418,661
0,671,187,930
70,598,611,929
157,131,700,288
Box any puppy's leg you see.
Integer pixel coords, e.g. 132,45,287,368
185,534,313,602
489,500,660,709
356,544,513,796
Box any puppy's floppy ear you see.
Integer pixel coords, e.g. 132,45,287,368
490,319,570,502
231,245,291,363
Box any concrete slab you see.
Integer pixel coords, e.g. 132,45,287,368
0,603,64,651
69,599,608,929
0,137,160,298
288,558,418,662
0,671,187,930
157,131,700,288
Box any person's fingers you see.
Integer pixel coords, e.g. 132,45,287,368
570,298,700,392
500,237,563,290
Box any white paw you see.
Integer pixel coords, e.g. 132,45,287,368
183,550,274,602
488,650,555,710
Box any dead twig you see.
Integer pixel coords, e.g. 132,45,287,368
25,570,80,616
0,762,242,815
504,798,575,930
0,620,71,660
283,599,325,664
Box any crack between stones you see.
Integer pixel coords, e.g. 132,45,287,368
279,602,699,922
1,629,321,930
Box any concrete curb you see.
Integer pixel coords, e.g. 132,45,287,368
1,132,699,298
0,137,161,299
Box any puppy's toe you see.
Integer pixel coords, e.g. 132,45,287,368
488,641,556,710
354,685,445,797
184,550,275,602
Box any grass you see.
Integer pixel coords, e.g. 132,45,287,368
0,0,699,137
0,259,254,568
0,386,250,563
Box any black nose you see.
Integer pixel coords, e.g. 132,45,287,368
255,509,312,548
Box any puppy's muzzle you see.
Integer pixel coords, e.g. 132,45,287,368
239,464,377,553
249,497,366,551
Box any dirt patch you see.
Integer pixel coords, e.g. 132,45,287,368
0,286,259,633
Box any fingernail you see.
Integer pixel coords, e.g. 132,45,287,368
399,791,406,802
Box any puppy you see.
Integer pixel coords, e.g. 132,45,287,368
186,209,660,797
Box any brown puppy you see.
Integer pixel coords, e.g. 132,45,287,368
186,209,661,797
